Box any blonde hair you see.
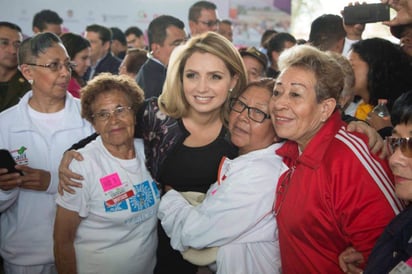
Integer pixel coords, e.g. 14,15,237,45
158,31,247,124
278,44,344,103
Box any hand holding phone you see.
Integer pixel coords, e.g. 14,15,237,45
343,3,390,25
0,149,23,176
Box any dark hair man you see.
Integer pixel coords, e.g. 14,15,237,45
188,1,219,36
32,9,63,36
83,24,121,80
0,21,30,112
136,15,185,98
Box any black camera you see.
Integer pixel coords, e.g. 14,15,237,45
343,3,390,25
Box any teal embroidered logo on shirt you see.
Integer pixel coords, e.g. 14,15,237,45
130,181,156,212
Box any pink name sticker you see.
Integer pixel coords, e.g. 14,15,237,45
100,173,122,192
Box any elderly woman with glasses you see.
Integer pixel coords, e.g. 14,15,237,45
0,32,94,274
270,45,403,273
339,90,412,274
53,73,160,274
158,78,286,274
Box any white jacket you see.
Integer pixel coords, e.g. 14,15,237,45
158,143,287,274
0,91,94,265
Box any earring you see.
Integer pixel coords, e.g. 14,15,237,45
28,79,33,85
229,88,233,93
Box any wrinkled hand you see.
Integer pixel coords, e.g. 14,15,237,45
338,247,365,273
58,150,84,195
382,0,412,26
347,120,384,156
0,168,23,191
366,112,392,132
16,165,51,191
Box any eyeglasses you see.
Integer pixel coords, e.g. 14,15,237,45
386,137,412,158
26,61,77,72
0,38,21,50
92,106,132,121
229,98,270,123
197,20,220,27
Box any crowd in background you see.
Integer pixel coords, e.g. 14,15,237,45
0,0,412,273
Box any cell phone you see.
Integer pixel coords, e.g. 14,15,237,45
0,149,23,175
343,3,390,25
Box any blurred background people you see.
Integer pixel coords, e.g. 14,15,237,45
0,21,30,112
32,9,63,36
217,19,233,42
308,14,346,53
0,32,93,274
266,32,296,78
136,15,185,99
119,48,148,80
391,23,412,60
239,46,268,82
325,51,356,121
110,27,128,59
125,26,146,49
54,73,159,274
188,1,220,36
83,24,121,81
258,29,277,56
60,32,91,98
348,37,412,135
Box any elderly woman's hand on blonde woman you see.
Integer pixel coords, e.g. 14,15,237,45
381,0,412,26
338,247,365,274
58,150,84,195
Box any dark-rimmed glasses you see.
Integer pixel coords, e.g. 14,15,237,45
197,20,220,27
229,98,270,123
386,137,412,158
26,61,77,72
92,106,132,122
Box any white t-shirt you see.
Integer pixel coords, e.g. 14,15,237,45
158,143,287,274
56,137,159,274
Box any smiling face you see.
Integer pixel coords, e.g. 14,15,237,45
229,85,276,155
270,66,335,150
92,90,135,155
390,122,412,201
183,51,237,118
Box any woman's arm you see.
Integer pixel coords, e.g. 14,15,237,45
158,154,282,250
54,205,81,274
58,150,85,195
